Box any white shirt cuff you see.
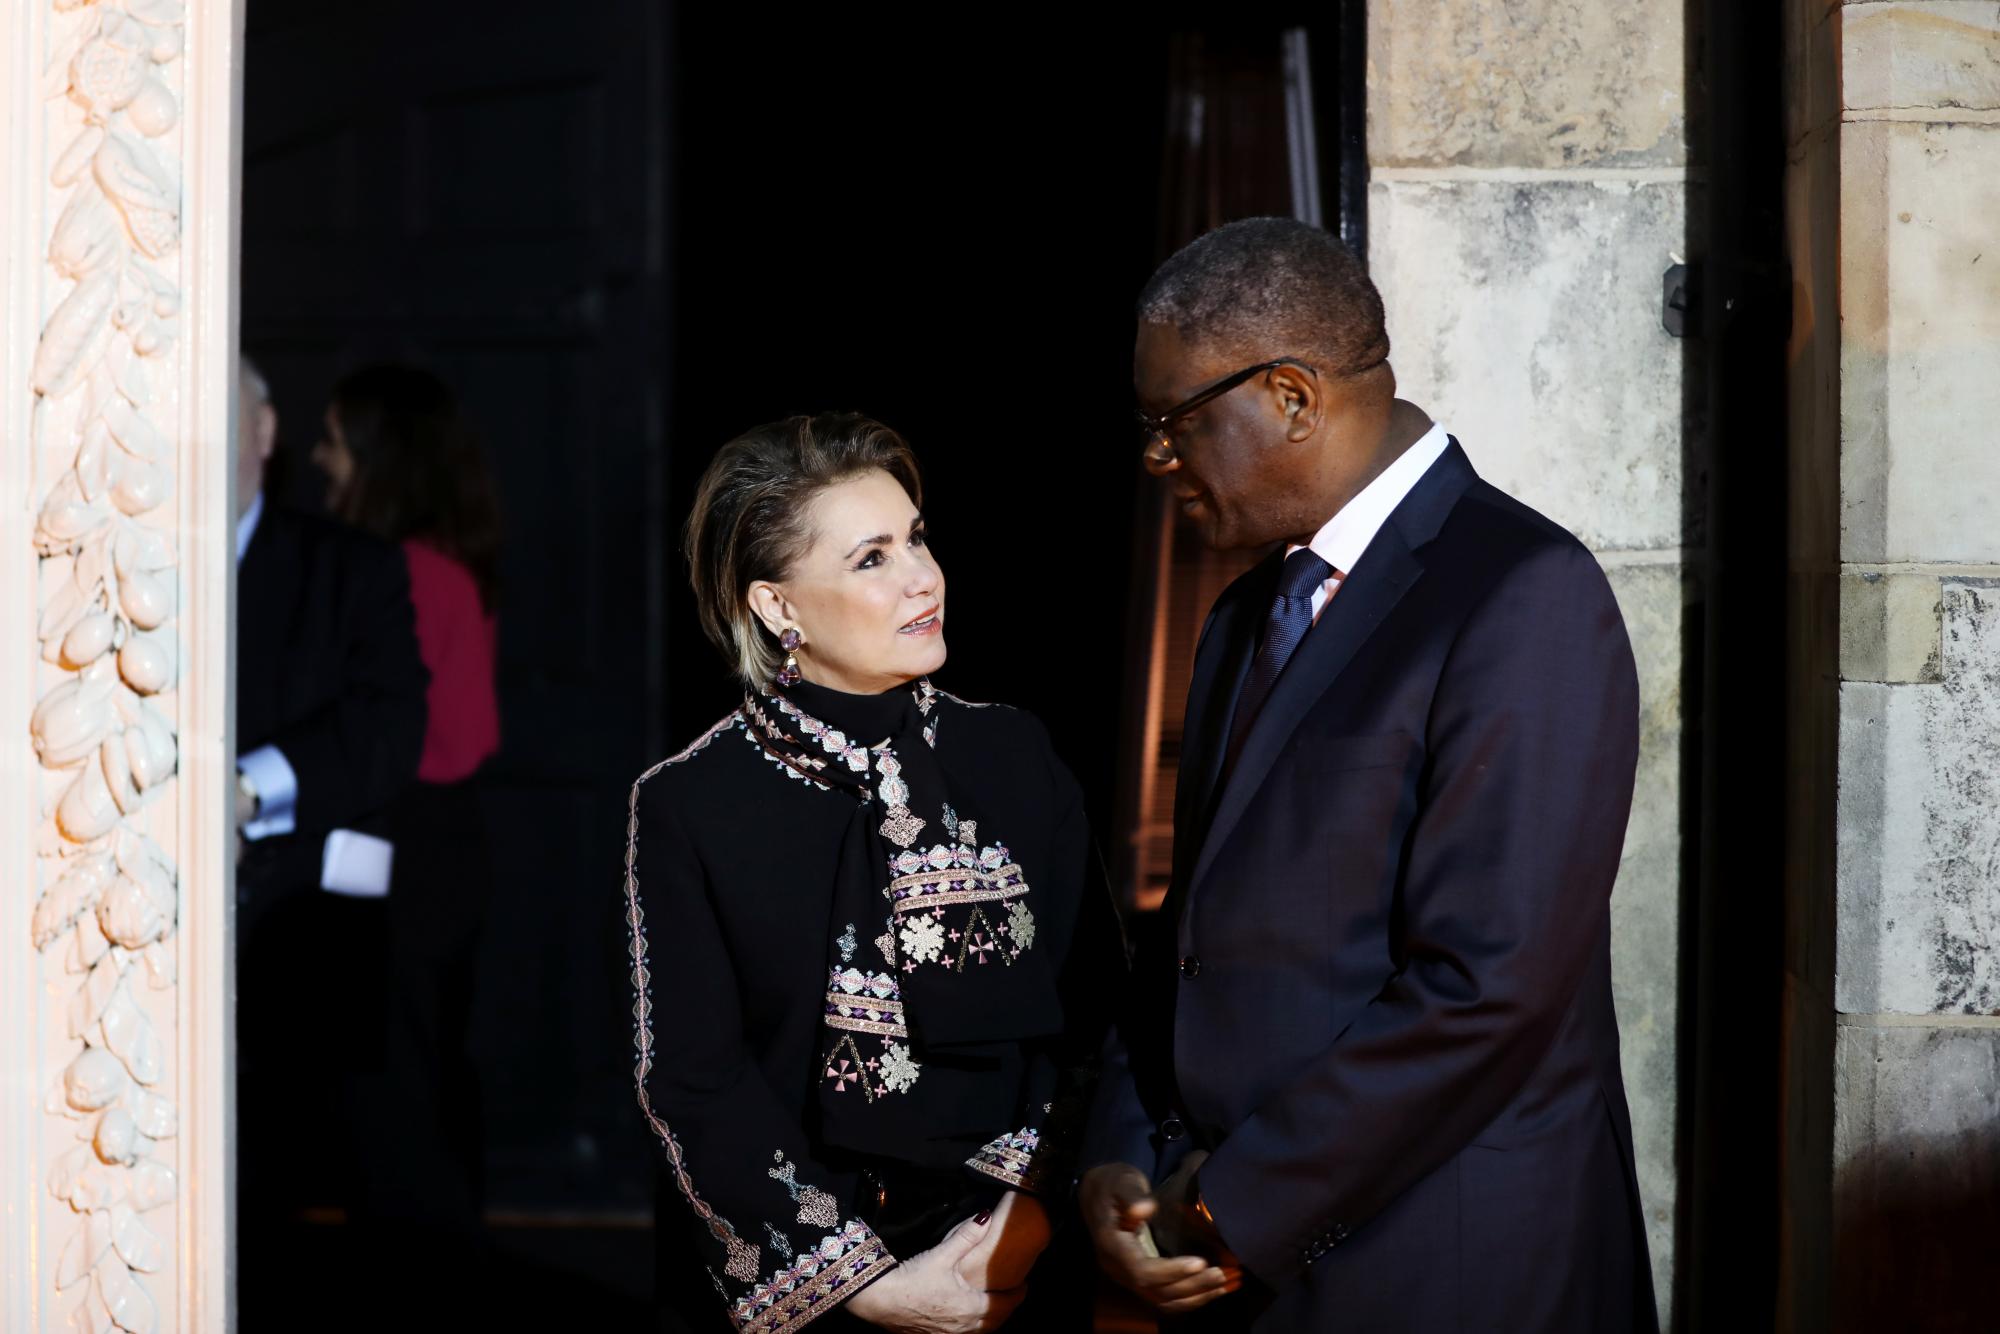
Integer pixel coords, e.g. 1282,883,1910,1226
237,744,298,840
320,829,394,898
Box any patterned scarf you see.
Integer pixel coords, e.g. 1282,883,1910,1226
744,678,1064,1163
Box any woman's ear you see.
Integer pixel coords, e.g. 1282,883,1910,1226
747,581,794,639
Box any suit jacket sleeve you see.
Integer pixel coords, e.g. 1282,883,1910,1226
1080,602,1223,1181
626,773,897,1331
1199,542,1640,1284
965,732,1127,1198
265,537,429,837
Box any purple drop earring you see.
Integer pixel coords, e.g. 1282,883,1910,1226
776,628,803,688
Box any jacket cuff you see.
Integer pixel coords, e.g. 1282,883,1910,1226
729,1218,896,1334
237,744,298,839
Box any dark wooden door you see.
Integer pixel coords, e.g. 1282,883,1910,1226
241,0,667,1212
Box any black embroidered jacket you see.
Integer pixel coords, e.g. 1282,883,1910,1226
624,692,1122,1333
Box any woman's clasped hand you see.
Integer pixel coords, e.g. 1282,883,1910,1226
845,1202,1040,1334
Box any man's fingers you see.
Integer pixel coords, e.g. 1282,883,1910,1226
1141,1264,1232,1305
1127,1254,1214,1289
1086,1165,1154,1223
1158,1284,1236,1315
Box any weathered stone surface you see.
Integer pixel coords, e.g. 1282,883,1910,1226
1367,0,1686,168
1603,559,1691,1319
1832,1023,2000,1330
1840,121,2000,563
1370,179,1692,552
1840,570,1944,682
1837,580,2000,1015
1843,1,2000,116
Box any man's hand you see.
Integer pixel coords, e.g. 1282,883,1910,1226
1080,1160,1239,1315
1147,1150,1238,1270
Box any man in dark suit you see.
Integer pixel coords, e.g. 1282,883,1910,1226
1081,219,1655,1331
234,359,428,929
233,358,429,1314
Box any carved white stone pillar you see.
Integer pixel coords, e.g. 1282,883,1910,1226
1,1,239,1329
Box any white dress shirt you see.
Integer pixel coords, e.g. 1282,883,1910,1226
1288,422,1453,623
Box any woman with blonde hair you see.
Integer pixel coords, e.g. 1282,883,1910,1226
626,412,1121,1332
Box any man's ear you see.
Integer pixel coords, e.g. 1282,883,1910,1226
1275,365,1321,444
747,581,793,639
254,402,279,462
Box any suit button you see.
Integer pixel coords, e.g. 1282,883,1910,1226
1160,1116,1185,1141
1179,955,1202,978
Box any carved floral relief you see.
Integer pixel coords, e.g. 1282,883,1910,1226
28,1,189,1330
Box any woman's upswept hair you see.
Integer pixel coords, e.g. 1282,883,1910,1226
330,363,502,611
684,412,921,688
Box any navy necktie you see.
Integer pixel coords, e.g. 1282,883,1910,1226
1224,547,1335,777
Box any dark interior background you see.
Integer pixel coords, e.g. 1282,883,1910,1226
239,3,1787,1327
240,4,1179,1312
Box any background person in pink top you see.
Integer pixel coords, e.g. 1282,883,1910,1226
312,363,503,1280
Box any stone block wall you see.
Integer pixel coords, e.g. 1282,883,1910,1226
1788,1,2000,1328
1366,3,1692,1321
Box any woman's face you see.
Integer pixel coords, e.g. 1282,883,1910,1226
309,406,357,512
760,469,945,695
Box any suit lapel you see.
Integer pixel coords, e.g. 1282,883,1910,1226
235,508,296,743
1172,556,1274,889
1183,440,1478,906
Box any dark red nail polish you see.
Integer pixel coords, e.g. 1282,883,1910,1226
974,1210,991,1225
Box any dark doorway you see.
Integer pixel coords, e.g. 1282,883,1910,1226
241,0,666,1321
241,6,1364,1325
664,13,1170,832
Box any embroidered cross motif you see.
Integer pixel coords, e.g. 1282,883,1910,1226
954,906,1002,971
836,923,857,962
820,1035,877,1103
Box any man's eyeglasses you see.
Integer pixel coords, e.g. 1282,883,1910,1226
1135,357,1320,465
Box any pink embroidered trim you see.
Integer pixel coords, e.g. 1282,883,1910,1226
732,1220,896,1334
966,1126,1046,1192
626,712,761,1281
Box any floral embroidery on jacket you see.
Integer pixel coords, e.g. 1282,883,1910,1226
822,967,920,1099
769,1151,842,1230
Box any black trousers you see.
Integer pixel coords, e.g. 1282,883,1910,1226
239,780,489,1322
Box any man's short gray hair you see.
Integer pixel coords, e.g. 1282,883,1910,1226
1137,217,1389,378
239,353,271,405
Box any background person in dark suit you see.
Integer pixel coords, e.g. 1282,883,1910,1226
233,358,430,1318
1080,219,1656,1332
